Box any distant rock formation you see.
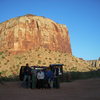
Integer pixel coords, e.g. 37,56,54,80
88,60,100,67
0,14,72,54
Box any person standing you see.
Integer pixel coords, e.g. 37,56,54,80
53,67,60,88
46,68,54,88
37,70,45,89
22,63,31,88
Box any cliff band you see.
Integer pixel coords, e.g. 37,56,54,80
0,14,72,54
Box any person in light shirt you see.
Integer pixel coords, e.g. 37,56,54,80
37,70,45,89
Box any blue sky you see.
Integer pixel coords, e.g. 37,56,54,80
0,0,100,60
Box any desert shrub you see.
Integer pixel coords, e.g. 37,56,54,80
0,75,19,81
42,62,46,65
37,54,40,56
4,62,7,65
38,60,42,64
58,58,61,61
59,54,61,57
64,54,67,56
0,70,9,78
48,50,51,53
0,51,4,55
70,67,77,71
25,58,27,60
13,65,16,69
16,64,20,67
49,58,52,60
19,62,22,64
1,56,5,59
57,59,61,63
15,56,21,60
67,70,100,81
7,60,9,62
56,61,60,63
45,57,48,59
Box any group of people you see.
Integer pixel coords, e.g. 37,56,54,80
36,68,54,89
21,63,60,89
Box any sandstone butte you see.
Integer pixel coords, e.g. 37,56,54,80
0,14,100,77
0,14,72,54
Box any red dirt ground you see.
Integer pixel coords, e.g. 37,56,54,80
0,78,100,100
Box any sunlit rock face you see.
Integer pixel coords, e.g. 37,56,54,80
88,60,100,67
0,14,72,54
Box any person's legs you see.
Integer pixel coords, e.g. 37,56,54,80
48,79,51,88
23,75,27,82
22,75,28,87
27,75,31,88
41,79,44,88
50,80,53,88
39,79,42,88
37,79,41,89
36,79,39,88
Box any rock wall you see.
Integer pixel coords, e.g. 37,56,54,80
88,60,100,67
0,14,72,54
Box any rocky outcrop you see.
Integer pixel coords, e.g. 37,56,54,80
0,14,72,54
88,60,100,67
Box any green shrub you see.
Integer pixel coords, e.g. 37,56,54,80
0,52,3,55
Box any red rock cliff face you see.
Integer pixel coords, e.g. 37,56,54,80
0,14,72,54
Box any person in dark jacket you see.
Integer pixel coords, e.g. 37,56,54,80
53,67,60,88
43,68,54,88
46,68,54,88
22,63,31,88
